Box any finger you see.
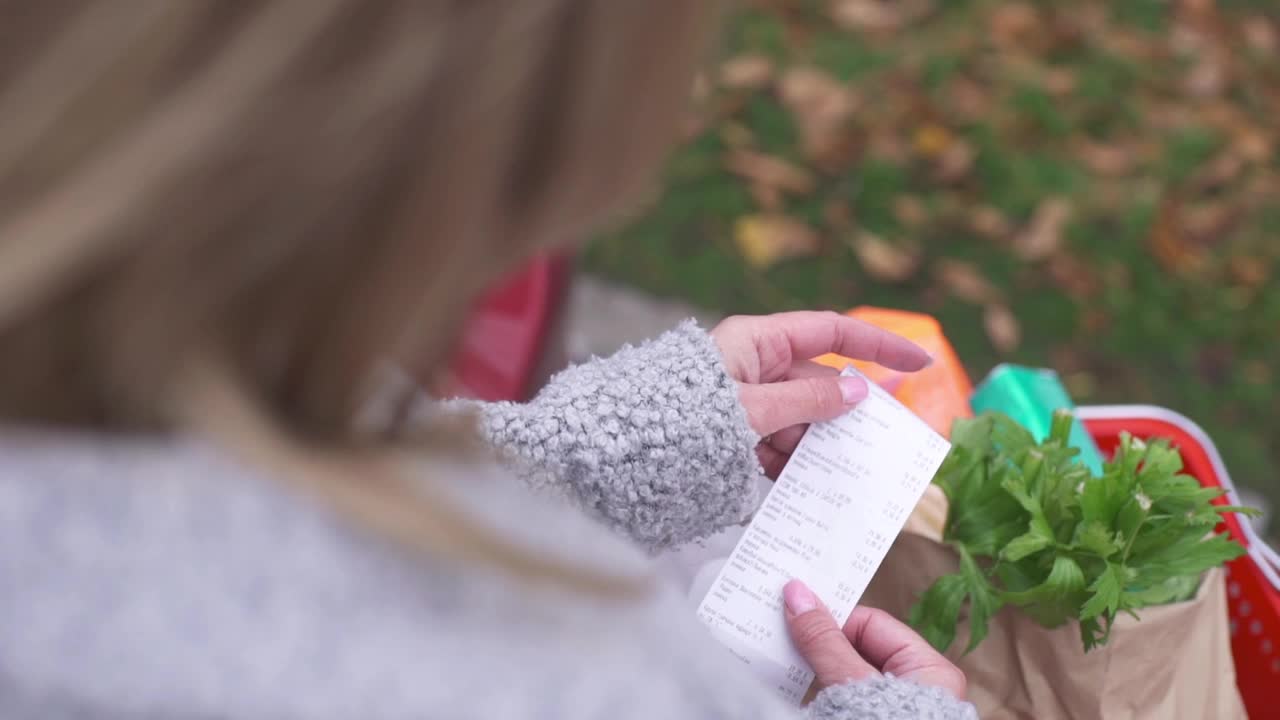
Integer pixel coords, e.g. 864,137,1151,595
739,375,869,437
791,361,905,395
791,361,906,395
785,361,840,381
842,607,968,700
767,424,808,456
760,312,931,375
756,444,789,479
784,580,879,690
842,607,938,668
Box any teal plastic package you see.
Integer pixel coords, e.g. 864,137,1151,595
970,364,1105,475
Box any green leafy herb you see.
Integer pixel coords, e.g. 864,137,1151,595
912,410,1258,654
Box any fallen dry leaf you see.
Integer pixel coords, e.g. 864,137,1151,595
1243,15,1278,54
778,66,859,163
831,0,904,31
933,140,975,183
892,196,929,228
806,130,866,173
1103,27,1160,61
1013,198,1072,261
984,303,1022,353
1201,94,1249,130
969,206,1013,239
1077,140,1137,176
824,199,854,230
724,149,815,196
1170,23,1204,57
1185,56,1228,98
749,183,783,212
1228,255,1271,289
1047,253,1099,299
990,2,1039,47
777,67,852,118
849,231,921,283
734,214,821,269
719,54,775,90
947,76,992,121
1080,307,1111,334
1071,4,1109,34
866,129,909,163
1233,126,1273,163
913,124,954,158
1182,201,1241,243
732,147,808,210
1148,197,1207,275
1044,68,1078,95
934,259,1001,304
1191,151,1245,192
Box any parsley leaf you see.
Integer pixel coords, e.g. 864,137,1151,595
910,411,1254,654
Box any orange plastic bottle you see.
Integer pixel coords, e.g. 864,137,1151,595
813,307,973,439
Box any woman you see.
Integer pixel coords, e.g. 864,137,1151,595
0,2,976,718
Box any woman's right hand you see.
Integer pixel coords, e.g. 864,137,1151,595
783,580,968,699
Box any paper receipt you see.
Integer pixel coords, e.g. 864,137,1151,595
696,366,952,704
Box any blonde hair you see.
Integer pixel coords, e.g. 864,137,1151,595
0,1,714,591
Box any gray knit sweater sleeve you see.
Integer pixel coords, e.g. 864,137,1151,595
810,677,979,720
464,320,765,552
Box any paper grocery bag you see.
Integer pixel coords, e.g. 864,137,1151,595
863,526,1247,720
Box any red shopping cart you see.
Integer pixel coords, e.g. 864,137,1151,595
445,254,572,402
448,288,1278,713
1078,405,1279,719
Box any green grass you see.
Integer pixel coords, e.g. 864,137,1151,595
586,1,1280,513
1164,128,1225,183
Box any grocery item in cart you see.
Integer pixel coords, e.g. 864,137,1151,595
970,363,1105,475
812,307,972,438
1079,405,1280,720
862,409,1249,719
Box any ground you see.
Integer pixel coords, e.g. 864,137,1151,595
584,0,1280,507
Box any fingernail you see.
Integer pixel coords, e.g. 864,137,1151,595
784,580,818,615
838,377,868,404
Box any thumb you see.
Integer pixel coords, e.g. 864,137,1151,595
739,375,869,437
783,580,878,690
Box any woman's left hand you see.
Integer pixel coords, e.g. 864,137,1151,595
710,312,929,477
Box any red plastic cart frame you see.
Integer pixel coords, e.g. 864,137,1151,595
1079,405,1279,719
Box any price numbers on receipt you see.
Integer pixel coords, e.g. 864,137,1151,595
695,366,952,706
